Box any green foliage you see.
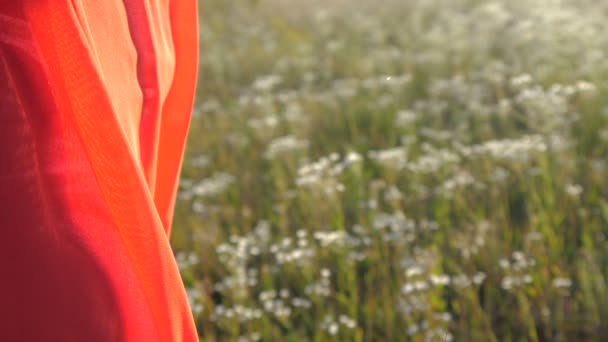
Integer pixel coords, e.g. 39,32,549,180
174,0,608,340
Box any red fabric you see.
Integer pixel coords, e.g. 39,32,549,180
0,1,198,341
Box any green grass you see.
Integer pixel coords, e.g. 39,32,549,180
173,0,608,340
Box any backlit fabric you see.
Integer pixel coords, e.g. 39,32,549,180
0,1,199,340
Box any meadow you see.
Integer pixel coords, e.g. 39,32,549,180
172,0,608,340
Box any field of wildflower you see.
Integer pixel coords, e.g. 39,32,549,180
173,0,608,340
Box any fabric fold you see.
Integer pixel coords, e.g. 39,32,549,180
0,1,199,340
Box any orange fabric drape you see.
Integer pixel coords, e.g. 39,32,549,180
0,1,198,341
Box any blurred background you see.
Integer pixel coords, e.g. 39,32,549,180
172,0,608,340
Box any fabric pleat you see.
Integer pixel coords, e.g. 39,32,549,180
0,1,199,340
